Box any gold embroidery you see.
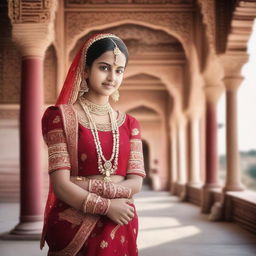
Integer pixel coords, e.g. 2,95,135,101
81,153,87,161
53,115,61,124
48,214,100,256
110,225,120,240
100,240,108,248
59,104,79,177
77,111,126,131
127,139,146,177
58,208,84,226
131,128,139,136
47,129,71,172
120,235,125,244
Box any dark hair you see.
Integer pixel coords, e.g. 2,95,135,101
85,37,129,68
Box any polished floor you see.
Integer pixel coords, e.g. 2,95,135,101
1,188,256,256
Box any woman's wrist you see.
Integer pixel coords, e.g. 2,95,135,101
89,179,131,199
81,192,111,215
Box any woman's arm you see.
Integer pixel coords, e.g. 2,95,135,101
51,170,134,225
117,175,143,196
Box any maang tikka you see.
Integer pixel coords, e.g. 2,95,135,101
109,38,121,102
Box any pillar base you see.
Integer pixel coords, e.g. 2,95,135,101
187,181,202,187
209,201,224,221
175,183,186,201
0,221,43,240
223,184,244,192
201,184,222,214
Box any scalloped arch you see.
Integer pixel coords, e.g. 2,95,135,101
67,20,190,61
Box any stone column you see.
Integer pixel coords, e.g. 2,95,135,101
3,13,56,239
176,117,187,200
223,77,244,191
170,120,178,194
187,113,202,186
201,86,223,213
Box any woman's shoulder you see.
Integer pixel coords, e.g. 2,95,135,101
42,105,65,134
42,105,61,121
124,113,140,126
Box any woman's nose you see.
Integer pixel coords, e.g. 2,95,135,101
107,69,115,82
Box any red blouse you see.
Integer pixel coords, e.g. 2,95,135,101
42,106,146,178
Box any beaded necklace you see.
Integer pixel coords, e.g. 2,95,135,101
79,98,120,181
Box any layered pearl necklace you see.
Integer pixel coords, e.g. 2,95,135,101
79,97,120,181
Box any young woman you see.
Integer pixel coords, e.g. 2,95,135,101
40,33,146,255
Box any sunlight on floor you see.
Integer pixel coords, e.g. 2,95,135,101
135,195,201,250
137,216,201,250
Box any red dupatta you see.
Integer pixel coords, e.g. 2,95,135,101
40,33,122,253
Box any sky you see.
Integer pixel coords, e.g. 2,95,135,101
217,19,256,155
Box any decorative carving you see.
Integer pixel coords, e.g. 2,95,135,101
8,0,58,56
8,0,56,24
65,0,193,6
44,44,57,104
220,53,248,78
0,43,21,104
69,24,184,61
66,12,192,50
215,0,236,53
0,1,21,104
197,0,216,51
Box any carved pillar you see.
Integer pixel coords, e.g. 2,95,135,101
176,116,187,200
170,120,178,194
201,86,223,213
187,113,202,186
4,0,57,239
223,77,244,191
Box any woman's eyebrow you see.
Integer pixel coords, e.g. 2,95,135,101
97,61,125,69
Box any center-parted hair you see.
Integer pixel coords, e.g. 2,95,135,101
85,37,129,68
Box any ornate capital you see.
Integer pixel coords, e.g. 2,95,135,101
223,77,243,92
8,0,57,24
11,23,54,57
8,0,57,57
204,86,224,104
220,53,248,78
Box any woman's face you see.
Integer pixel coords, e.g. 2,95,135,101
86,50,126,97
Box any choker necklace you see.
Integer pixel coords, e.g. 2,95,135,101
80,97,111,116
79,98,119,181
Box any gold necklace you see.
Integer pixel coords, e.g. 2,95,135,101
79,98,119,181
80,97,111,116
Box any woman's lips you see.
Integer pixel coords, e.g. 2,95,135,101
102,83,115,88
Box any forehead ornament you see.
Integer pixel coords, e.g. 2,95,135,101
109,38,121,65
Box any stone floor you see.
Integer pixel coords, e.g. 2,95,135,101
1,188,256,256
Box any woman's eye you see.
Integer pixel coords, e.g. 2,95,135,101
100,66,109,71
117,69,124,74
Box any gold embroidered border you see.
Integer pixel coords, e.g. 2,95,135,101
47,129,66,145
58,208,84,226
48,214,100,256
46,129,71,172
127,139,146,177
59,105,79,176
77,111,126,131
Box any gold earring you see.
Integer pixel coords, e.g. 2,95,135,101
111,90,120,102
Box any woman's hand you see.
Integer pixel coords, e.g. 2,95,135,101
106,198,135,225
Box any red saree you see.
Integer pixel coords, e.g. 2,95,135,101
41,105,145,255
40,33,145,256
